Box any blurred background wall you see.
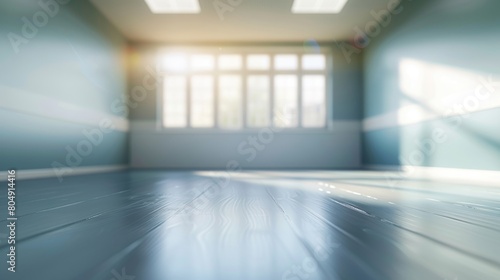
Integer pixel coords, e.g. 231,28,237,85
0,0,129,172
126,43,364,169
362,0,500,172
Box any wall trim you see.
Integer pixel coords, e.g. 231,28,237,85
366,164,500,187
331,120,362,132
0,165,128,181
363,110,400,132
363,104,500,132
1,85,129,132
363,105,444,132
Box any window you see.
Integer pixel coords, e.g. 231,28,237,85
163,54,188,72
247,55,270,70
302,75,326,127
218,55,242,70
302,54,326,70
274,54,298,70
218,75,243,129
191,55,214,71
247,75,270,127
274,75,298,127
161,50,328,130
163,75,187,127
190,75,214,127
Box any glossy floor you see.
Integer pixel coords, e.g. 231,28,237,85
1,170,500,280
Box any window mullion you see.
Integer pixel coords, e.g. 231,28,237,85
214,71,219,129
158,74,165,130
270,56,275,127
242,56,247,128
327,55,333,129
297,54,303,128
186,74,191,128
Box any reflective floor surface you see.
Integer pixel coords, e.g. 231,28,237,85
1,170,500,280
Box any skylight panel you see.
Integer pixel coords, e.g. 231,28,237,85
145,0,200,14
292,0,348,14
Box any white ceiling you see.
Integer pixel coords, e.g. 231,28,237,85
90,0,400,43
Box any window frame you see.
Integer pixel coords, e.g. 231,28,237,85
156,46,333,133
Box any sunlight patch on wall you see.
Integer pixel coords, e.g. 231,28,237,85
397,58,500,126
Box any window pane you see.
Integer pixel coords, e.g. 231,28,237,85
274,54,298,70
163,54,188,72
219,75,242,129
247,75,270,127
191,75,214,127
163,75,187,127
302,54,326,70
191,55,214,71
218,55,242,70
302,75,326,127
274,75,298,127
247,55,270,70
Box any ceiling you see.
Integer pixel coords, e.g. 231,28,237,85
90,0,400,43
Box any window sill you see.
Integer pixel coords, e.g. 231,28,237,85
152,127,351,135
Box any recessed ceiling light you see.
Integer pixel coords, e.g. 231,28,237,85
145,0,200,14
292,0,348,14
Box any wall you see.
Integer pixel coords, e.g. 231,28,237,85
362,0,500,172
128,43,363,169
0,0,129,174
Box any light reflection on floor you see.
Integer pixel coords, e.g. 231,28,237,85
1,170,500,280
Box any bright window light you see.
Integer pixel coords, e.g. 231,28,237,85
218,75,243,129
247,75,270,127
218,55,242,70
302,75,326,127
163,76,187,127
274,54,298,70
145,0,200,13
160,50,329,130
163,53,188,72
274,75,298,127
302,54,326,70
191,75,214,127
292,0,348,14
247,55,270,70
191,55,214,71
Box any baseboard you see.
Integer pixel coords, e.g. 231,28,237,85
366,164,500,186
0,165,129,181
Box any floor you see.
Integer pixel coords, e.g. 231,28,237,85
1,170,500,280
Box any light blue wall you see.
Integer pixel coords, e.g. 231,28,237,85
362,0,500,170
0,0,129,171
130,131,361,169
364,109,500,170
332,46,363,121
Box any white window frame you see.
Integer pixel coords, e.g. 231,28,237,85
156,46,333,133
